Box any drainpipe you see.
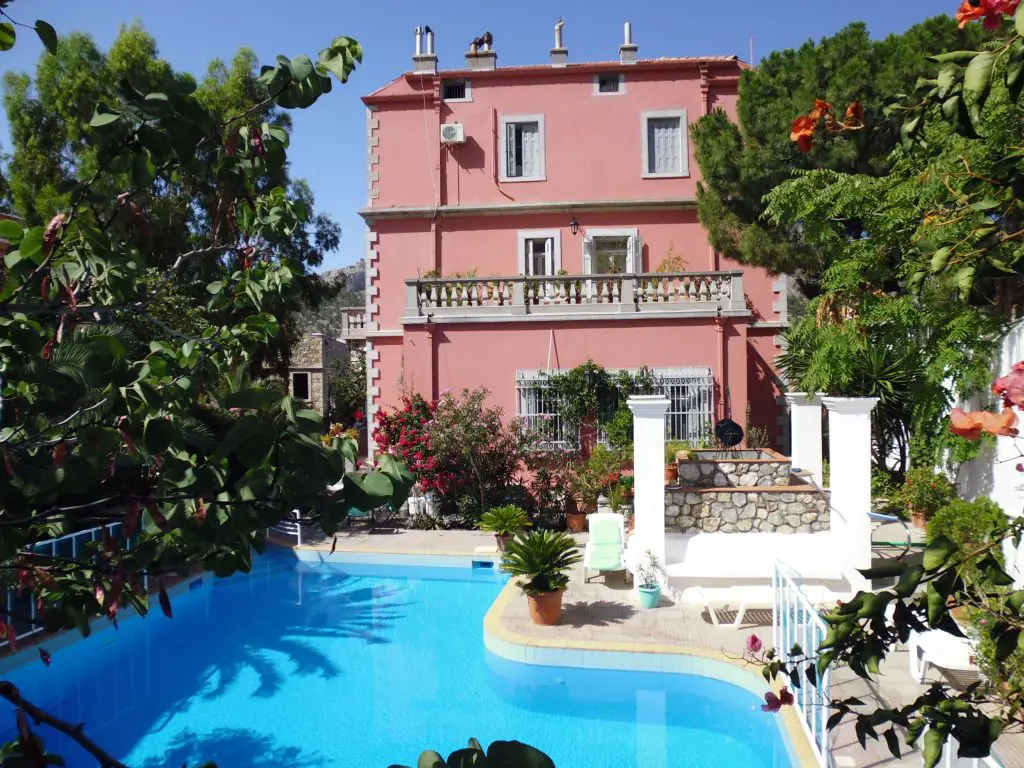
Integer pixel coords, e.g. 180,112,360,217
716,318,726,421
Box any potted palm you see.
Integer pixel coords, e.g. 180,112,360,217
637,551,662,609
479,505,531,552
501,530,582,625
567,464,600,532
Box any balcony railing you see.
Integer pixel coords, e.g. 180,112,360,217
403,272,747,323
338,307,368,339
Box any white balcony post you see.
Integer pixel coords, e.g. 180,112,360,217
628,395,670,583
822,397,878,595
785,392,825,488
405,281,421,317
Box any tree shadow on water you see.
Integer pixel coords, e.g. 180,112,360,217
136,727,328,768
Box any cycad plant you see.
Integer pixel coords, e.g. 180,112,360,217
478,505,531,538
501,530,581,596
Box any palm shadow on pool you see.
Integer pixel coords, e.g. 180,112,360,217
136,727,328,768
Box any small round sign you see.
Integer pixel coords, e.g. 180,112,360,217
714,418,744,448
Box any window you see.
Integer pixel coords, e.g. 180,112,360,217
642,109,688,178
442,79,470,101
516,367,714,450
291,372,310,401
582,228,642,274
517,230,562,276
500,115,545,182
593,73,625,95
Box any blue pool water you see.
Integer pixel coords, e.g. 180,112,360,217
0,554,794,767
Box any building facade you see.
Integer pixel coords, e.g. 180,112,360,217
360,25,787,453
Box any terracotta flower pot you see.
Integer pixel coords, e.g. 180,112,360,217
665,464,679,485
528,590,565,625
565,513,587,533
910,508,928,529
496,534,511,552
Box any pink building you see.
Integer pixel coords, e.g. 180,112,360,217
360,24,788,452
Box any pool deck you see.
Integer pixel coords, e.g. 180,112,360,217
288,526,1024,768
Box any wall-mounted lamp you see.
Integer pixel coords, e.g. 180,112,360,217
569,217,579,236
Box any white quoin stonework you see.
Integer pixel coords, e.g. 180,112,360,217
822,396,878,594
628,395,670,578
785,392,825,488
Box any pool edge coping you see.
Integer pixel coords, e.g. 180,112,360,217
483,578,820,768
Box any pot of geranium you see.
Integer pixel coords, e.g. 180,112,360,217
478,505,531,552
637,551,662,609
501,530,582,625
895,467,956,529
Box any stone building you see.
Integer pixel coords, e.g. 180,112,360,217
287,333,348,416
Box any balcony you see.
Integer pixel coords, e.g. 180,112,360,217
338,307,369,340
402,272,748,324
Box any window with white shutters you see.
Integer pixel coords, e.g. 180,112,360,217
583,229,641,274
517,230,561,276
500,115,545,182
642,110,688,178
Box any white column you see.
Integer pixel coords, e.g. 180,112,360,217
784,392,825,487
822,397,878,595
628,395,670,572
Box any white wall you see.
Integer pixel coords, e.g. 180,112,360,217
956,319,1024,585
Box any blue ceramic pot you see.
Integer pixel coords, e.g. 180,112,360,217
638,586,661,609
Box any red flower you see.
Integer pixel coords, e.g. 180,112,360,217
993,361,1024,408
353,409,364,421
746,634,763,654
779,687,794,706
790,114,816,153
956,0,1021,28
761,687,794,713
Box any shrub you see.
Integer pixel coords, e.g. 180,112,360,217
501,530,581,596
665,440,690,465
893,467,956,521
604,406,633,453
927,497,1008,582
373,394,451,495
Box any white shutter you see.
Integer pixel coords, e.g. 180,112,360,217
543,238,553,275
582,236,594,274
627,235,642,273
649,118,681,174
505,123,517,177
521,122,539,177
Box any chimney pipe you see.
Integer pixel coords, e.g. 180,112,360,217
620,21,638,64
412,25,438,73
551,18,567,67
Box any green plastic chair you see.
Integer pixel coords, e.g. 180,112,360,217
583,512,626,583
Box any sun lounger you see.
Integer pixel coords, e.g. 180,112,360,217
584,512,627,583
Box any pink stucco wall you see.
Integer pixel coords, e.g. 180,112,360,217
363,58,787,449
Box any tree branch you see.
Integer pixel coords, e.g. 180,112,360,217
0,682,128,768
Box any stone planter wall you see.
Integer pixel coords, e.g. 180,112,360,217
666,485,829,534
679,454,790,489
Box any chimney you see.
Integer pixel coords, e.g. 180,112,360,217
465,31,497,70
619,21,638,64
413,26,437,73
550,18,567,67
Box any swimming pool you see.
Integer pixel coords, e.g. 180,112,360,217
0,554,795,767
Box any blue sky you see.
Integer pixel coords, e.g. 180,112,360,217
0,0,958,270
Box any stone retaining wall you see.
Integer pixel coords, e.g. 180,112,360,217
677,456,792,488
666,486,829,534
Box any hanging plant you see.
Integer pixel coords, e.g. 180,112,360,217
545,360,614,435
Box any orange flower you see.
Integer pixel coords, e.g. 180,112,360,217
993,361,1024,408
844,101,864,127
809,99,832,120
949,407,1018,440
791,114,817,153
956,0,987,26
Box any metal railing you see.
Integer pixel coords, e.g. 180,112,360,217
773,562,831,768
404,271,747,321
5,523,138,649
268,509,304,546
516,367,714,450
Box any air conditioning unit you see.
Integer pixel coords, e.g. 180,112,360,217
440,123,466,144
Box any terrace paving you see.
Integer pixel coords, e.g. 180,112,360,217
285,525,1023,767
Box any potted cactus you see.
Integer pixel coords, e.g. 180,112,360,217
501,530,581,625
478,505,531,552
637,551,662,609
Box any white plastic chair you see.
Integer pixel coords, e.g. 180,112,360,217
907,629,976,682
584,512,627,583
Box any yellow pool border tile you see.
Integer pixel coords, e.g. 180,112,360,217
484,579,821,768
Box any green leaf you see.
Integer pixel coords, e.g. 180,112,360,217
213,414,260,461
0,22,15,51
928,51,980,63
963,51,997,124
923,728,944,768
0,219,22,242
416,751,444,768
236,423,277,469
954,266,976,299
18,227,44,264
90,106,121,129
206,281,225,295
995,628,1021,663
143,417,176,455
288,55,314,82
343,470,394,512
34,20,57,54
858,561,907,580
923,535,958,571
883,728,901,759
1017,2,1024,37
926,583,948,626
937,63,958,99
930,247,952,274
894,564,925,598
